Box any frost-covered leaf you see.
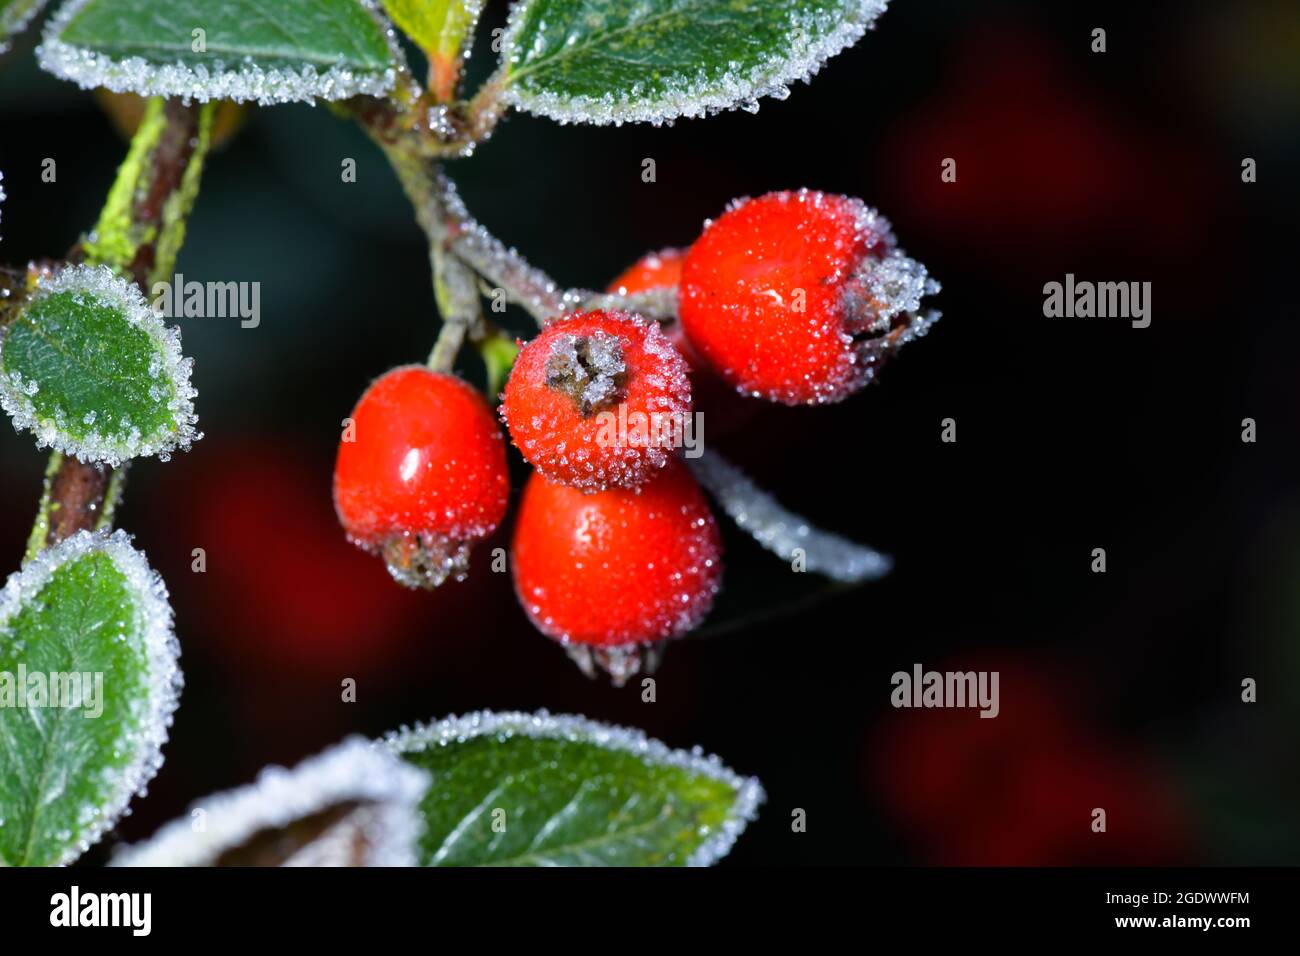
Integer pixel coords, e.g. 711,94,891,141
690,449,892,583
113,739,429,866
37,0,401,105
385,710,763,866
500,0,889,125
383,0,481,61
0,264,199,466
0,0,47,55
0,530,182,867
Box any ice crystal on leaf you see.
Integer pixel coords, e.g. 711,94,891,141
0,530,181,866
500,0,891,126
0,264,200,465
37,0,403,105
112,739,429,866
0,0,48,56
384,710,764,866
690,449,893,583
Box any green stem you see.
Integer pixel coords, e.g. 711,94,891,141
26,98,215,556
428,247,482,372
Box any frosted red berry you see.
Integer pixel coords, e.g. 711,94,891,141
501,310,691,492
606,248,702,371
606,248,685,296
680,189,929,405
334,365,509,589
511,459,722,683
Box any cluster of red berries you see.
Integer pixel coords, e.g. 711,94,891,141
332,190,934,681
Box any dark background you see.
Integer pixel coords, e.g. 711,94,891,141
2,0,1298,865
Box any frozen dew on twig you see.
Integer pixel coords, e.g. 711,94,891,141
437,172,576,321
690,449,893,583
383,710,764,866
112,738,430,866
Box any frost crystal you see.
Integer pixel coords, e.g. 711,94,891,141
690,450,893,583
0,264,200,465
37,0,402,105
112,739,429,867
0,0,47,56
0,530,182,865
502,0,891,126
383,710,764,867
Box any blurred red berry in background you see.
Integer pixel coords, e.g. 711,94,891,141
880,26,1224,296
871,659,1193,865
159,439,468,680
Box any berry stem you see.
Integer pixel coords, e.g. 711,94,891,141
427,247,482,372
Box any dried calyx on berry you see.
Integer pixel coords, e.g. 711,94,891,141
511,459,723,685
543,331,627,416
679,189,941,405
501,310,692,493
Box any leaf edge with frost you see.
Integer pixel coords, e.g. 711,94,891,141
0,263,199,466
111,738,430,866
35,0,404,106
384,708,765,867
0,529,182,866
500,0,891,126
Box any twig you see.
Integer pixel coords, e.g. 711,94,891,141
28,98,214,555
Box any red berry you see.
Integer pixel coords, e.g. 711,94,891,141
501,310,692,492
511,460,722,683
606,248,685,295
606,249,703,372
680,189,917,405
334,365,509,588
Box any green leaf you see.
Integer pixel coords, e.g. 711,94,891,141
37,0,401,104
386,711,763,866
0,264,199,465
114,739,429,866
0,530,182,867
0,0,47,54
383,0,480,61
500,0,888,125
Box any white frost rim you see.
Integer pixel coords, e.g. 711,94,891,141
0,0,48,55
0,264,199,466
383,709,765,867
690,449,894,583
36,0,403,105
501,0,891,126
0,530,182,866
112,738,430,867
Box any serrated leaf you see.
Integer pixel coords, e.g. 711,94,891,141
500,0,888,125
0,530,182,867
0,0,47,54
386,711,763,866
37,0,401,105
0,264,199,465
113,738,429,866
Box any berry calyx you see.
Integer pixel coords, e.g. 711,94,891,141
334,365,509,589
511,459,723,684
679,189,938,405
501,310,692,492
